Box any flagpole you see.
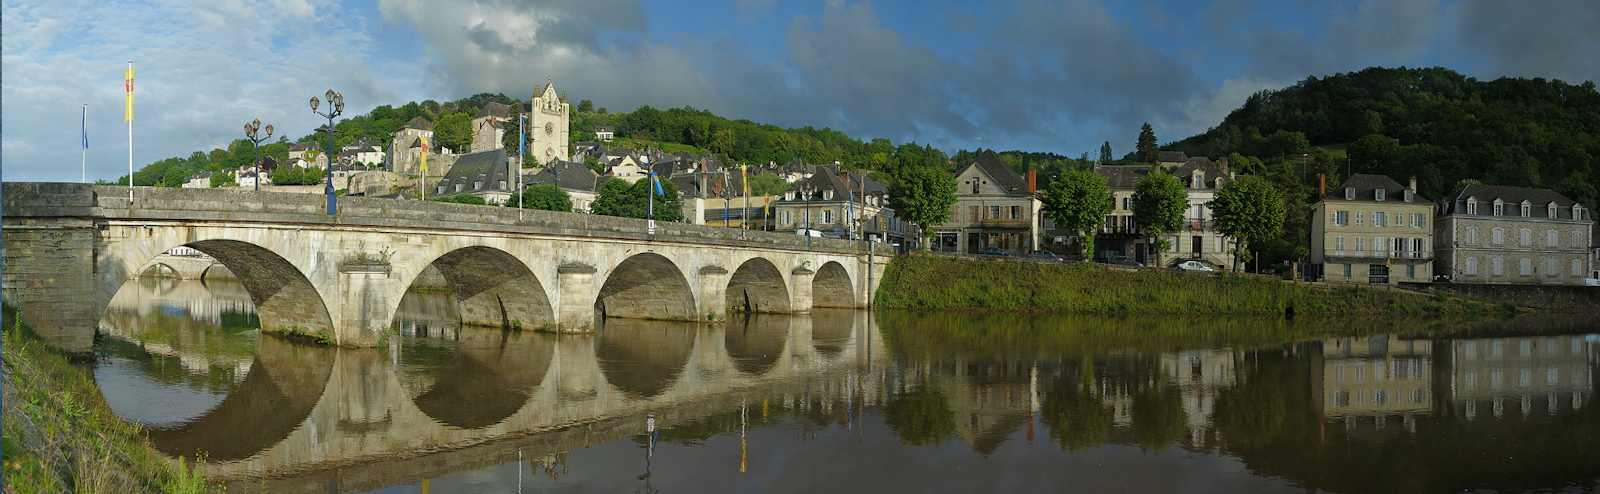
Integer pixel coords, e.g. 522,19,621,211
126,61,134,204
81,104,87,183
518,114,525,218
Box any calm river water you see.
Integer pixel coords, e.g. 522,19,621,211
93,277,1600,493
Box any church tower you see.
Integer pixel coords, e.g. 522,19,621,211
526,78,571,165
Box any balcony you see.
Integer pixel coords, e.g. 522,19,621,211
978,218,1031,229
1184,219,1213,231
1099,225,1142,236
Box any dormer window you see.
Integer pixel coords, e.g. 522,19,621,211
1576,205,1587,221
1374,189,1385,201
823,190,833,200
1345,188,1355,200
1520,201,1531,217
1466,198,1478,215
1493,200,1504,216
1191,173,1203,189
1548,202,1558,219
1404,190,1413,202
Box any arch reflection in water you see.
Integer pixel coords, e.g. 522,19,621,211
145,335,335,461
595,318,697,398
809,308,857,357
398,325,555,429
723,313,791,376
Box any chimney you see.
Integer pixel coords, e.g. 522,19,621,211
1028,169,1037,194
1319,174,1326,197
1409,175,1418,191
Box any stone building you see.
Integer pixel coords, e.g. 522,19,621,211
1433,184,1593,284
523,80,570,165
1310,174,1435,284
389,116,436,176
1091,157,1238,267
930,150,1040,255
471,102,509,153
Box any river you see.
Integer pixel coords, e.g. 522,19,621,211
92,277,1600,493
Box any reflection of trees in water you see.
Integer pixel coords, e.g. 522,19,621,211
885,380,957,446
1042,359,1112,450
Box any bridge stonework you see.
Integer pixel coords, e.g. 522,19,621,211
2,183,888,352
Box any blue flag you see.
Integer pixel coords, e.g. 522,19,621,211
82,105,88,149
652,172,665,196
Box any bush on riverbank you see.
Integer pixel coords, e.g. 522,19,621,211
2,306,215,493
874,253,1497,315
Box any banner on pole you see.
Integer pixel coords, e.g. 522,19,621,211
124,68,135,122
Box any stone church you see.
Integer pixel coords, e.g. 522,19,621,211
524,79,570,165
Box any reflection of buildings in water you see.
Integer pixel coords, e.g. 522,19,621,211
1449,335,1596,420
921,360,1040,455
1160,349,1237,446
1315,336,1432,430
99,278,260,378
103,278,256,332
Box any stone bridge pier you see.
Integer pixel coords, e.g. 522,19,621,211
2,183,888,352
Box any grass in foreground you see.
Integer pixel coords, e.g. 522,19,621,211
2,306,216,493
874,253,1500,315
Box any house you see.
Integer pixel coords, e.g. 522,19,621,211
1091,163,1151,260
595,126,615,142
1309,174,1435,284
435,149,516,204
182,171,213,188
471,102,509,153
389,116,436,176
288,142,327,168
1164,157,1239,269
1157,151,1188,167
525,160,604,213
1433,184,1593,284
929,150,1041,254
770,165,893,240
339,142,385,168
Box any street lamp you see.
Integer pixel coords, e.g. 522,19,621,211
310,89,344,215
797,182,816,248
243,119,273,192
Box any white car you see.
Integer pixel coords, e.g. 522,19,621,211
1176,261,1214,272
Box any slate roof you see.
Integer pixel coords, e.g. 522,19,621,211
1157,151,1188,163
1170,157,1230,188
438,149,512,194
400,116,434,131
290,141,322,152
1320,173,1430,203
1094,165,1152,189
1438,184,1587,220
527,161,603,192
474,102,510,120
965,150,1030,194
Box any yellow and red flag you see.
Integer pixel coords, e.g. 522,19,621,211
124,66,135,122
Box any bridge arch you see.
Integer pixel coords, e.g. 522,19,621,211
181,239,338,340
726,257,792,313
811,261,856,308
423,246,554,329
596,252,696,321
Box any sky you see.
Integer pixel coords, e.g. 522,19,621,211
4,0,1599,183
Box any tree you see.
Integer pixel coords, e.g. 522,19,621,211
1131,171,1187,266
1136,122,1159,163
210,172,237,188
1208,175,1286,272
508,184,572,212
745,171,792,196
1098,141,1113,165
1040,170,1112,257
162,166,191,187
434,113,472,153
885,165,958,248
427,193,487,205
577,99,594,113
590,177,683,221
582,156,605,174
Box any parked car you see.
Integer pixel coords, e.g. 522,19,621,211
976,247,1010,256
1027,250,1064,261
1101,255,1142,267
1176,261,1214,272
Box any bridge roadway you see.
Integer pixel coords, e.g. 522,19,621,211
1,183,888,352
93,310,891,492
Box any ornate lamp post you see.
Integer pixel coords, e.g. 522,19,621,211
243,119,273,191
310,89,343,215
797,183,816,248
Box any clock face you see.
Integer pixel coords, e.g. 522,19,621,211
545,122,554,135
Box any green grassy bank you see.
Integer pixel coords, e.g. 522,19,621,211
873,253,1503,315
2,307,215,493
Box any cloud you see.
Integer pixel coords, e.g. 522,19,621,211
1453,0,1600,84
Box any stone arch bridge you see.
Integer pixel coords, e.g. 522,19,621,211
1,184,889,352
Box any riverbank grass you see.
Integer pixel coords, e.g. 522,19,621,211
2,306,216,493
875,253,1498,314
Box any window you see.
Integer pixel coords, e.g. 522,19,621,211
1546,259,1557,277
1412,213,1424,228
455,184,464,193
971,180,980,194
1575,231,1586,249
1192,174,1203,188
1405,190,1414,202
1407,265,1415,279
1345,188,1356,200
1548,231,1559,247
1467,200,1478,215
1335,236,1345,253
971,206,980,222
1375,189,1385,201
780,210,791,225
1521,202,1531,217
1217,236,1227,253
1332,210,1349,226
1548,202,1559,219
1374,212,1388,227
1494,200,1504,216
1122,197,1133,210
1376,237,1386,257
1520,229,1531,247
1493,228,1505,245
1356,211,1366,227
1576,205,1586,221
1493,258,1504,275
1356,236,1366,253
1520,258,1531,276
1466,228,1477,244
499,180,506,189
1575,260,1584,276
989,206,1001,219
1343,264,1353,278
822,209,835,224
1466,258,1478,275
1011,206,1022,219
